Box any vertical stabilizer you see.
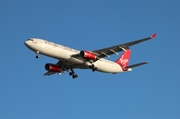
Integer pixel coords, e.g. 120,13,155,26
115,49,131,71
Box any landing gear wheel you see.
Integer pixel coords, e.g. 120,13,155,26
69,72,73,76
92,68,97,72
35,51,40,59
36,55,39,59
72,74,78,79
69,68,78,79
74,74,78,78
91,65,97,72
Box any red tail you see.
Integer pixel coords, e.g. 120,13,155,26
115,49,131,70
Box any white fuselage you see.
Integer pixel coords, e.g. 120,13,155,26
24,38,126,73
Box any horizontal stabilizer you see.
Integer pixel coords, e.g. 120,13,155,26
125,62,149,69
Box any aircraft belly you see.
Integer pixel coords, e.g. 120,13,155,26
68,57,90,68
94,60,123,73
39,45,89,68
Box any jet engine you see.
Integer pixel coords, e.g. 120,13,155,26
80,50,97,60
45,63,61,72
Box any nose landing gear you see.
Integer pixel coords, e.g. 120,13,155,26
35,51,40,59
36,55,40,58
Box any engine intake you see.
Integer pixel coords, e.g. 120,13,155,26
80,50,97,60
45,63,61,72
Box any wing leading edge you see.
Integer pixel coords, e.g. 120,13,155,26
92,33,156,58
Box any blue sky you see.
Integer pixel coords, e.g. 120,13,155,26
0,0,180,119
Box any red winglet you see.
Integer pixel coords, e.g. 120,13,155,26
150,33,157,39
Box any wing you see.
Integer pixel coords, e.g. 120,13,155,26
92,33,156,58
43,58,87,76
44,71,57,76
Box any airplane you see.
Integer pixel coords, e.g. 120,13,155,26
24,33,156,79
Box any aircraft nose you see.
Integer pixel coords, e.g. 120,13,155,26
24,41,28,46
24,40,31,47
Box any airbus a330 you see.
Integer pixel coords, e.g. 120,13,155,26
24,33,156,78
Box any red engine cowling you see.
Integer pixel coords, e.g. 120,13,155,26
45,63,61,72
80,50,97,60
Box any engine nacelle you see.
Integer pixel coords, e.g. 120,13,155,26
80,50,97,60
45,63,61,72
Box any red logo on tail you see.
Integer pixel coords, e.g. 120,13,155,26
119,55,129,67
116,49,131,71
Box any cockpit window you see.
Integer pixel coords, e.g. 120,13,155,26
27,39,34,41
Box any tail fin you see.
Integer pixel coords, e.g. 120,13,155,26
115,49,131,71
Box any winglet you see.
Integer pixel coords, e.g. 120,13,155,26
150,33,157,39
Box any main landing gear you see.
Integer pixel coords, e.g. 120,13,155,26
35,51,40,59
69,68,78,79
89,64,97,72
